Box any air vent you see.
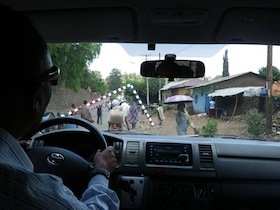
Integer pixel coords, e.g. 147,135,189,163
194,184,208,199
199,145,214,169
113,141,123,165
125,141,140,166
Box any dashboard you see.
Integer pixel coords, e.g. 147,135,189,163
107,132,280,210
31,129,280,210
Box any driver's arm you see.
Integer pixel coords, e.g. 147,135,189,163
0,136,119,210
55,146,119,209
80,146,119,209
92,146,116,173
79,175,119,209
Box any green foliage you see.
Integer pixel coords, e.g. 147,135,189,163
48,43,101,91
81,70,108,94
163,104,176,111
150,107,158,115
122,74,166,104
258,66,280,81
245,108,266,137
200,118,218,137
143,77,166,103
106,68,123,91
146,77,166,95
123,73,146,101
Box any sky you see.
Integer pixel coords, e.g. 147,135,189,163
89,43,280,79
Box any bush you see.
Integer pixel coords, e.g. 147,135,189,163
163,104,176,111
245,108,266,138
150,108,157,115
200,118,218,137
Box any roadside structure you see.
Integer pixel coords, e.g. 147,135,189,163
188,72,266,116
160,78,207,102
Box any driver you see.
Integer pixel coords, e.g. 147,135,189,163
0,5,119,209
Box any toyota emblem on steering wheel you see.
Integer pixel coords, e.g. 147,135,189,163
47,152,65,165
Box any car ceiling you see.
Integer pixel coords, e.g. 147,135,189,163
2,0,280,45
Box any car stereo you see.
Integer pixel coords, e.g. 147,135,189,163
146,142,192,166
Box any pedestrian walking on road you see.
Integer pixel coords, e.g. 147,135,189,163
97,104,102,124
80,100,94,123
157,103,165,125
69,103,78,117
108,99,130,131
176,102,199,135
120,100,130,128
208,98,215,118
128,101,139,129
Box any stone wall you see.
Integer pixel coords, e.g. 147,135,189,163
46,87,99,114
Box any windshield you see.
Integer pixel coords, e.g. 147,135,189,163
46,43,280,140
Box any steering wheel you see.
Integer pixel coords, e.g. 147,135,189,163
24,116,107,199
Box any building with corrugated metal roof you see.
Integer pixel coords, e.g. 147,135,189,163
187,72,266,115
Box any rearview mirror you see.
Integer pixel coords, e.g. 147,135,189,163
140,58,205,79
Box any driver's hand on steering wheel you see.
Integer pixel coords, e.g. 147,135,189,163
93,146,117,173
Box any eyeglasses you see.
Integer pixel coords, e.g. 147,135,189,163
33,66,60,86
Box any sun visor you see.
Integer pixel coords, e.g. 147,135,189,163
26,7,136,43
216,8,280,44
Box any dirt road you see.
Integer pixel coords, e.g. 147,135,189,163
53,106,280,140
126,109,247,136
63,106,247,136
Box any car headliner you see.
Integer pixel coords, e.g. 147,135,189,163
2,0,280,45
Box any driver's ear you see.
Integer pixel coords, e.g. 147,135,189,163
32,84,50,114
32,86,43,113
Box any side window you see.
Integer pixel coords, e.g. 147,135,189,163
195,95,198,104
171,89,178,95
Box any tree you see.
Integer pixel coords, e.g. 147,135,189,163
144,77,166,103
122,73,166,103
222,49,229,77
48,43,101,91
81,70,108,94
259,66,280,81
105,68,123,91
123,73,146,101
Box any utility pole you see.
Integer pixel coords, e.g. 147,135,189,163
266,45,273,132
146,77,149,105
143,54,150,106
158,53,161,103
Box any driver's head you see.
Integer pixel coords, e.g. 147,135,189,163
0,5,58,139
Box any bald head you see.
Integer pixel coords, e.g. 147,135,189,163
0,5,52,86
0,5,53,139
